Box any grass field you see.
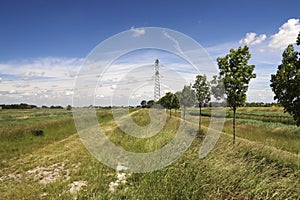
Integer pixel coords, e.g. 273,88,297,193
189,107,300,154
0,107,299,199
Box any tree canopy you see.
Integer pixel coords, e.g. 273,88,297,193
140,100,147,108
193,75,211,106
216,46,256,109
270,37,300,126
158,92,179,116
178,84,196,119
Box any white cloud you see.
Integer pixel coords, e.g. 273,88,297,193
110,85,117,90
65,90,74,96
239,32,266,45
130,26,145,37
0,57,83,106
0,57,83,79
269,18,300,50
9,90,17,94
96,94,104,98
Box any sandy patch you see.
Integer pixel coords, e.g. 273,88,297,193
26,162,80,184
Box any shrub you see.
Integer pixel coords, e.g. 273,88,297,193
32,129,44,136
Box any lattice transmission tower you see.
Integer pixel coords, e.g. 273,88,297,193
154,59,161,101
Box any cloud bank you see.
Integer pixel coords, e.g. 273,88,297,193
2,19,300,106
269,18,300,50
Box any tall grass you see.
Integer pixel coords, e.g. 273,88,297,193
99,108,180,153
0,108,73,127
1,128,298,199
221,118,300,154
0,108,299,199
188,107,300,154
0,118,76,162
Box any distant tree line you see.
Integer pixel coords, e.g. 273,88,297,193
244,102,279,107
0,103,37,109
0,103,70,110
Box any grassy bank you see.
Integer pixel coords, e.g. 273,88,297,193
0,108,299,199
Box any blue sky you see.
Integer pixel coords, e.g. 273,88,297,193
1,0,300,106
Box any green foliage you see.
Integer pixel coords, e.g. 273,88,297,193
270,41,300,126
0,103,37,109
32,129,44,136
178,85,196,119
157,92,179,116
297,31,300,45
216,46,256,108
146,100,155,108
66,105,72,110
140,100,147,108
178,84,196,108
192,74,211,106
210,75,225,100
139,100,155,108
50,105,64,109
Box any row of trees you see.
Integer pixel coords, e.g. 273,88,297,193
140,32,300,143
140,46,256,143
219,32,300,142
0,103,37,109
0,103,71,110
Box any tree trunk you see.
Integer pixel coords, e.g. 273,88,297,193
233,106,236,144
199,103,202,132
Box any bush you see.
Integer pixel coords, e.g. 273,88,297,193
32,129,44,136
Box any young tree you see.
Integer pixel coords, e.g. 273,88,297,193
146,100,155,108
270,33,300,126
158,92,179,116
178,84,196,119
216,45,256,144
192,75,211,132
140,100,147,108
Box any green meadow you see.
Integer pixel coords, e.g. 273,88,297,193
0,107,299,199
